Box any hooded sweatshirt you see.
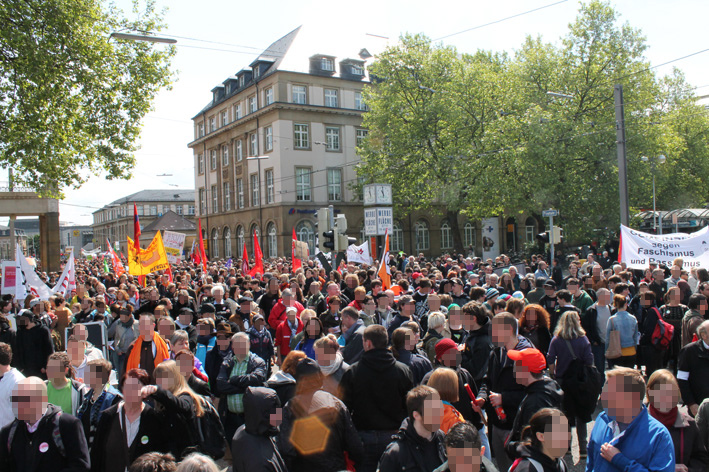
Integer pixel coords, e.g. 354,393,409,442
231,387,287,472
378,417,446,472
510,444,568,472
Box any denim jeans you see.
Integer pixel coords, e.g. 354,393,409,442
479,425,492,460
358,430,397,472
591,343,606,382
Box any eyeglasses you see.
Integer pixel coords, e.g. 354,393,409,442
11,395,31,403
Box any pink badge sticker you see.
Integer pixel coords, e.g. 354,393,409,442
39,442,49,453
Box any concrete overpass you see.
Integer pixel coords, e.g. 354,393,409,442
0,187,60,272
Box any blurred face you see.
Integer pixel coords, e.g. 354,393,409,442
269,407,282,427
139,316,155,338
404,332,417,351
172,338,188,353
525,309,538,326
491,320,512,347
155,370,173,391
648,382,680,413
122,376,144,404
232,336,250,360
13,382,47,422
447,446,483,472
315,346,336,367
67,340,85,363
416,392,444,432
441,348,461,368
86,365,105,389
286,310,297,322
178,313,192,326
598,291,611,306
537,413,570,459
216,333,230,349
157,319,174,339
176,354,193,378
668,289,680,304
46,358,67,383
428,296,441,311
329,301,341,312
671,266,681,279
449,308,462,329
567,282,579,294
306,320,320,336
601,375,641,423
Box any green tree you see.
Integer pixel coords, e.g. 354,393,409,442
358,34,509,254
0,0,175,195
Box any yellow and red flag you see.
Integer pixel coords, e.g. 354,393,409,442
127,232,170,276
377,230,391,290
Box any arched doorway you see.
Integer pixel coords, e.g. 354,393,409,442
505,217,517,252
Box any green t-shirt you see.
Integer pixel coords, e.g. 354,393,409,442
47,381,73,414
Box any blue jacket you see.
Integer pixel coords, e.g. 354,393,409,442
606,311,638,349
587,406,675,472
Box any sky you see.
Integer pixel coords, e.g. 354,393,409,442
28,0,709,226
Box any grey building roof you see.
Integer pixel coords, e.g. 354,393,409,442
142,210,196,233
93,190,195,212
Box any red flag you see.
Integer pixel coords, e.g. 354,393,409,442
291,227,302,273
106,238,125,277
133,203,141,251
248,231,263,277
166,265,173,283
241,241,249,274
197,218,208,271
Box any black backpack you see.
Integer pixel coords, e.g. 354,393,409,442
194,397,226,460
560,339,602,418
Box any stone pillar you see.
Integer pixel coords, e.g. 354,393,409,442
39,212,61,272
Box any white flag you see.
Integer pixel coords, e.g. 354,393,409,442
52,252,76,297
347,241,373,265
15,244,52,301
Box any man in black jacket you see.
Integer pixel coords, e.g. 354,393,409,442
14,310,53,379
461,302,493,385
476,312,532,472
378,385,446,472
504,348,563,459
0,377,90,472
678,320,709,416
341,324,414,472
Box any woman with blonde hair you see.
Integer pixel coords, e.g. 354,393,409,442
145,360,205,460
546,310,594,459
427,367,464,433
647,369,709,471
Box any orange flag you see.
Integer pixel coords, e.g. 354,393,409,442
292,227,302,273
377,230,391,289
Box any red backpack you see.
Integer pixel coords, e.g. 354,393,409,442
650,307,674,350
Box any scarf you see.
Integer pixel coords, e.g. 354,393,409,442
126,333,170,373
320,352,344,376
649,404,678,429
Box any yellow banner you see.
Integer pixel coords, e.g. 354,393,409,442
127,232,170,276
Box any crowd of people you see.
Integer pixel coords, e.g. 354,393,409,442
2,250,709,472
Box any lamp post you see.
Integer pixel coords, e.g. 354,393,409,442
641,155,666,234
246,155,270,244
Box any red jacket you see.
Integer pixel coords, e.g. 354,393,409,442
275,318,303,357
268,300,305,330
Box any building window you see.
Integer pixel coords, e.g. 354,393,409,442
525,217,537,243
295,167,311,202
249,96,257,114
234,103,242,120
198,122,205,138
239,76,245,87
236,140,243,161
355,91,367,111
267,223,277,259
325,126,341,151
296,220,315,255
199,189,205,215
249,133,258,156
236,179,244,208
416,220,430,252
224,226,232,258
175,205,183,215
210,150,217,170
211,228,219,258
392,223,404,253
221,110,228,127
197,154,204,174
327,168,342,202
441,221,453,250
150,205,157,216
292,85,307,104
211,185,218,213
324,89,338,108
321,57,334,71
294,123,309,149
266,169,274,204
265,88,274,105
223,182,231,211
236,226,244,257
209,117,216,132
222,145,229,166
356,129,368,147
265,126,273,151
250,173,259,206
188,205,195,215
464,222,476,249
351,63,364,75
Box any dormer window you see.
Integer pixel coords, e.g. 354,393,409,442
351,64,364,75
254,67,260,78
239,76,245,87
321,57,334,71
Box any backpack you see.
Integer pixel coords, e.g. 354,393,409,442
194,397,226,459
510,456,568,472
7,411,65,457
559,339,602,418
650,307,674,350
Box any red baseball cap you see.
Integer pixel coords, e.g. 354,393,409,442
507,348,546,374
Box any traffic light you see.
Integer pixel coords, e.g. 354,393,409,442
333,214,355,252
536,231,550,244
536,226,563,244
322,229,336,252
316,207,332,253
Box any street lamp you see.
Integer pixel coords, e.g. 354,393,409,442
109,32,177,44
641,155,666,234
246,155,270,241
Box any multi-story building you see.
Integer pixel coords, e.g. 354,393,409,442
60,225,94,253
189,26,543,260
91,190,195,253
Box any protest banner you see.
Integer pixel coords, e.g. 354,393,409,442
127,232,170,276
347,241,373,265
163,230,186,264
1,261,16,297
619,224,709,269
